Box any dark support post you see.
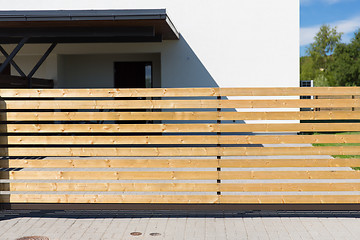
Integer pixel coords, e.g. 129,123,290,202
27,43,57,88
0,45,26,77
0,37,29,74
217,96,221,196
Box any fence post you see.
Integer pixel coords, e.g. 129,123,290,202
217,96,221,198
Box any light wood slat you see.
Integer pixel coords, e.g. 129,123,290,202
220,195,360,204
3,124,219,133
4,111,360,121
0,88,219,98
1,183,219,192
3,135,360,145
220,87,360,96
219,146,360,156
4,100,220,109
0,194,220,204
220,183,360,192
5,99,360,110
3,123,360,133
221,123,360,132
1,147,220,157
3,183,360,192
2,158,359,168
220,111,360,120
3,170,360,180
219,171,360,180
4,112,218,121
3,171,218,180
1,87,359,98
0,146,356,157
220,99,360,108
0,159,220,168
4,136,219,145
219,159,360,168
1,146,359,157
219,135,360,144
3,194,360,204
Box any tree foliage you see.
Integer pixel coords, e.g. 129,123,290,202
330,30,360,86
301,25,360,86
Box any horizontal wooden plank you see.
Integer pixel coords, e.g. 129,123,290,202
219,135,360,144
3,183,360,192
219,171,360,180
220,99,360,108
2,124,219,133
1,158,359,168
0,194,220,204
0,147,220,157
0,88,220,98
219,146,360,156
219,158,360,168
3,170,360,180
220,87,360,96
5,99,360,110
3,171,218,180
0,159,220,168
1,87,359,98
2,135,360,145
220,123,360,132
2,194,360,204
4,111,360,121
220,111,360,120
1,146,359,157
2,123,360,133
4,112,219,121
220,183,360,192
0,183,219,192
220,195,360,204
4,100,219,109
3,136,219,145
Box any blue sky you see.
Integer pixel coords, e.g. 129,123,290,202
300,0,360,56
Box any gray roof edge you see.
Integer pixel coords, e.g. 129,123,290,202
0,9,168,21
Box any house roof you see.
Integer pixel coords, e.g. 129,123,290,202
0,9,179,43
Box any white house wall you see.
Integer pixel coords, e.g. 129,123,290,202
2,0,299,88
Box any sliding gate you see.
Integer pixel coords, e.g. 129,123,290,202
0,87,360,208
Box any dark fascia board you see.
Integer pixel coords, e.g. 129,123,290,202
0,9,179,40
0,9,167,21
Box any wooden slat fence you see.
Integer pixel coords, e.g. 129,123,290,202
0,87,360,205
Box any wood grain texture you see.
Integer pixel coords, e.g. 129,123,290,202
2,124,219,133
1,183,219,192
3,123,360,133
0,88,219,98
2,158,359,168
219,171,360,180
1,194,220,204
219,195,360,204
2,135,360,145
4,111,360,121
4,171,219,180
0,158,220,168
4,112,219,121
4,99,360,109
1,146,359,157
220,87,360,96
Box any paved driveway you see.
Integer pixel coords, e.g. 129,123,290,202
1,210,360,240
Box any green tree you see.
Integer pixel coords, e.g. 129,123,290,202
331,29,360,86
305,25,342,86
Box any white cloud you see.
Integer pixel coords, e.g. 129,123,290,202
300,15,360,46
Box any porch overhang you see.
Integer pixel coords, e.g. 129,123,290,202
0,9,180,44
